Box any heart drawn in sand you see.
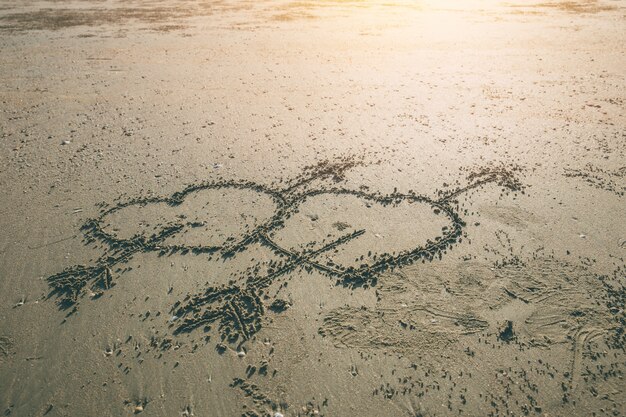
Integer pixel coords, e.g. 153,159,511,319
46,159,523,345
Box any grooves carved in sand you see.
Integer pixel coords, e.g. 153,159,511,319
45,157,524,345
318,256,625,396
0,336,14,363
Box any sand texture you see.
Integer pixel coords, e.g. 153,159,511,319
0,1,625,416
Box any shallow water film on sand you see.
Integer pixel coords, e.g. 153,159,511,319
0,1,624,416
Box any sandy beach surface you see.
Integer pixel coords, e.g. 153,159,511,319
0,1,625,416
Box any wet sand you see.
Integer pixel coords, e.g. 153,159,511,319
0,1,625,416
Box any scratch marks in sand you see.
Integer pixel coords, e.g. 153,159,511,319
319,304,487,353
45,157,524,346
564,164,625,197
570,327,605,391
318,267,490,354
498,259,615,344
318,257,623,392
318,261,497,354
0,336,15,363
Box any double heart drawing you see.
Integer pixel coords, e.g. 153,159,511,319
46,158,524,346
